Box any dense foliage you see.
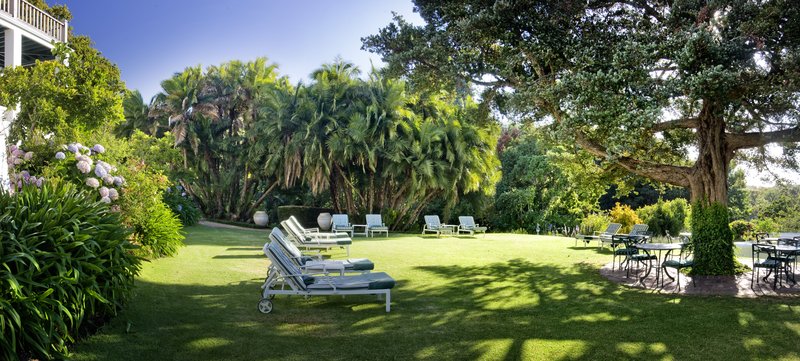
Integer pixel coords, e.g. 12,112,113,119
727,169,751,221
579,213,612,235
8,134,186,257
691,201,735,275
364,0,800,209
491,132,605,232
749,183,800,231
0,36,125,141
117,162,185,257
609,203,643,234
125,59,500,230
163,186,201,226
729,220,755,241
0,184,140,360
635,199,690,237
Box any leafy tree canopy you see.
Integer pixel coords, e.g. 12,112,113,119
363,0,800,205
0,36,125,141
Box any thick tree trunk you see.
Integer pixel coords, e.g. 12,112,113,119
687,105,736,275
688,106,731,205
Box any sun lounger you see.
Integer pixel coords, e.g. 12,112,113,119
366,214,389,237
331,214,355,237
575,223,622,247
259,241,394,313
457,216,487,235
269,227,373,274
281,218,352,256
422,215,455,236
287,216,351,239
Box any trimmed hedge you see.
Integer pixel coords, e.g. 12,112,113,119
0,184,140,360
276,206,333,229
691,201,735,275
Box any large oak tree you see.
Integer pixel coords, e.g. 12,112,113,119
363,0,800,206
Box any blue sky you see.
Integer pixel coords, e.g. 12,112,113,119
57,0,422,100
49,1,799,186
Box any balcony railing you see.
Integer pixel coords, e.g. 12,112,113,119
0,0,68,43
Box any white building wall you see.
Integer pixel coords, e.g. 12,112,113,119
1,28,22,189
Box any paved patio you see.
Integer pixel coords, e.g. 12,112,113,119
601,258,800,297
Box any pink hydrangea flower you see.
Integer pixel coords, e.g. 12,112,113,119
99,187,110,197
108,188,119,200
100,196,111,203
103,175,114,184
23,152,33,161
77,161,91,174
85,177,100,188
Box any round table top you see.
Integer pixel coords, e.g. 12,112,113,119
636,243,685,251
738,242,799,251
773,244,800,252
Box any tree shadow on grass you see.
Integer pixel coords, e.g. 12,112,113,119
72,258,800,361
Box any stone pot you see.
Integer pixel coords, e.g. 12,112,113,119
317,212,332,231
253,211,269,227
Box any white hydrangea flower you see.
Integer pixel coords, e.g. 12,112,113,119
100,196,112,203
108,188,119,200
99,186,110,197
77,155,93,166
77,161,91,174
85,177,100,188
103,175,114,184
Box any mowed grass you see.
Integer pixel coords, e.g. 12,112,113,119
71,225,800,361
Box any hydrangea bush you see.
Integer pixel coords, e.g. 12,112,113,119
7,139,184,258
7,142,125,204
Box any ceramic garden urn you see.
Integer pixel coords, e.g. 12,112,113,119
253,211,269,227
317,212,332,231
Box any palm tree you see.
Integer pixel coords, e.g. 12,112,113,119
116,90,162,138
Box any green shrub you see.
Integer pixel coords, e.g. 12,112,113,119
636,198,689,236
754,217,780,234
579,213,612,235
691,201,735,276
276,206,334,228
0,183,140,361
119,162,184,257
609,203,643,233
729,220,756,241
163,185,201,226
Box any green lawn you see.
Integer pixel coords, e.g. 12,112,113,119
71,225,800,360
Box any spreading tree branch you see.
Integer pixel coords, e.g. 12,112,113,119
573,132,692,188
727,127,800,150
650,117,699,132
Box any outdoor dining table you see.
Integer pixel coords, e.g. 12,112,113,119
741,241,800,285
772,244,800,284
635,242,686,287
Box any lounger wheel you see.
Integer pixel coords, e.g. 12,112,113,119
258,298,273,314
